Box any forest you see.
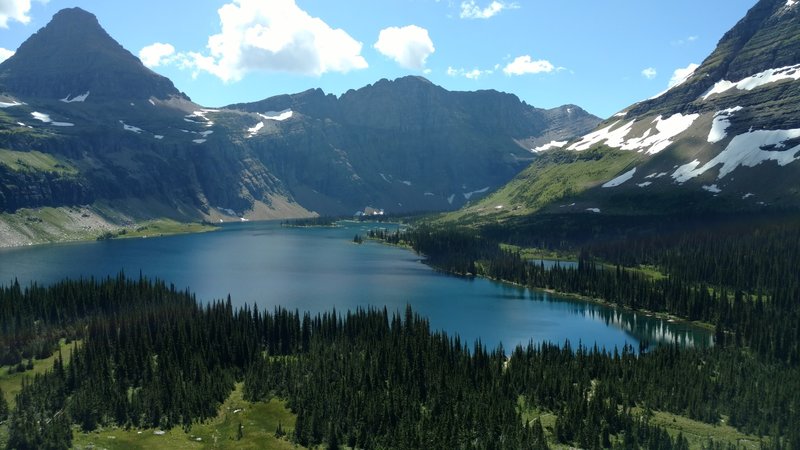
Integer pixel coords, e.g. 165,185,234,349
0,212,797,449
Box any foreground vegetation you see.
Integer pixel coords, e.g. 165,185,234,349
0,263,797,449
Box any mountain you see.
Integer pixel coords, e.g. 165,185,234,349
225,76,599,214
0,7,600,243
454,0,800,223
0,8,187,102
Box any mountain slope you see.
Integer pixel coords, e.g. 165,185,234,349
455,0,800,222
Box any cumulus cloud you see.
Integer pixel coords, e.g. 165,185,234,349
668,63,699,88
447,66,492,80
460,1,518,19
139,43,176,68
374,25,435,70
176,0,367,82
0,0,34,27
641,67,657,79
502,55,554,76
0,47,14,63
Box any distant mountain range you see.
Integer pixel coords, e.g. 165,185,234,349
0,7,600,237
453,0,800,223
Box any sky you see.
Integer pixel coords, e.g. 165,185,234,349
0,0,758,118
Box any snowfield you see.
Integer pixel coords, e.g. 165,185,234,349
533,140,567,152
247,122,264,138
702,64,800,100
60,91,90,103
31,111,74,126
673,128,800,182
602,168,637,188
569,113,698,155
708,107,743,143
259,110,293,121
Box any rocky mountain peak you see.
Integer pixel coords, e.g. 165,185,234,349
0,7,187,102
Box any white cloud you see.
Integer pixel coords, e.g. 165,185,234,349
460,1,518,19
177,0,367,82
0,0,33,28
139,43,176,68
0,47,14,63
502,55,554,76
668,63,699,88
641,67,657,79
374,25,435,70
447,66,492,79
672,35,699,46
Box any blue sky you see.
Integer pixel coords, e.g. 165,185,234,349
1,0,757,118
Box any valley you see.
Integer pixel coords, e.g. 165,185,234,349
0,0,798,448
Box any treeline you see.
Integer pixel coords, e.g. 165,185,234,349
0,273,196,366
4,276,795,448
381,223,800,363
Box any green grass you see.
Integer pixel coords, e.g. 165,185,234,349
110,219,218,240
0,149,77,175
499,243,577,262
518,397,764,450
71,383,300,450
440,147,643,226
0,340,80,408
648,410,764,449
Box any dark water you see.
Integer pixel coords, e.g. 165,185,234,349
0,221,712,351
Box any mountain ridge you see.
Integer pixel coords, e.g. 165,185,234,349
449,0,800,224
0,6,601,244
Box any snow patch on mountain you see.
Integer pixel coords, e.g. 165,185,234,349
569,114,698,155
568,120,635,151
0,101,23,108
29,111,74,126
533,140,567,152
620,113,700,155
673,128,800,182
60,91,90,103
120,121,143,133
186,110,216,127
637,182,652,188
702,184,722,194
247,122,264,138
702,64,800,100
259,110,293,122
463,187,489,199
708,107,743,143
31,112,51,123
586,208,601,213
602,168,637,188
193,139,207,144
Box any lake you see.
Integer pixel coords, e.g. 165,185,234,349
0,220,712,351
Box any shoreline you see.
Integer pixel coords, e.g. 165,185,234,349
368,236,716,335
